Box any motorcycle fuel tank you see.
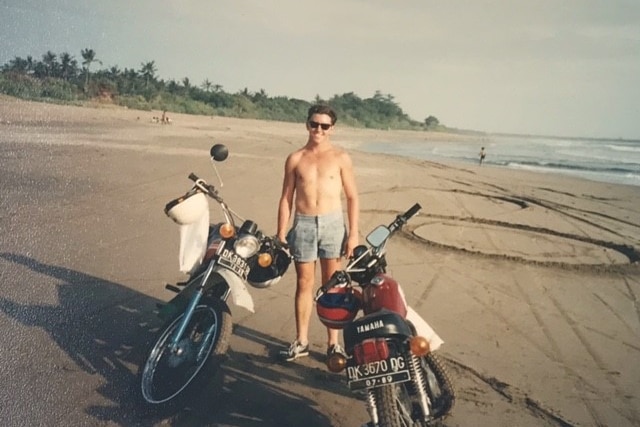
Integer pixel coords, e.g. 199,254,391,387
362,273,408,317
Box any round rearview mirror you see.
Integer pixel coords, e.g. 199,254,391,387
210,144,229,161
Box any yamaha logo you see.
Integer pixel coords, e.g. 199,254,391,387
356,320,384,334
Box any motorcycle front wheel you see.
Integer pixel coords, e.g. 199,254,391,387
138,297,232,412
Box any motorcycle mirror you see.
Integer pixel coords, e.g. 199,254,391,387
366,225,390,247
210,144,229,162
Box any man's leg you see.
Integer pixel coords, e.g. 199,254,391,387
320,257,342,347
295,261,316,345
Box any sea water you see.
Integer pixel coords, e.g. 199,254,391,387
359,135,640,187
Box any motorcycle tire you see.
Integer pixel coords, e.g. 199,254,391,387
422,352,456,420
138,297,232,414
373,382,426,427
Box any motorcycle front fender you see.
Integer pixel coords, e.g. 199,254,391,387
215,268,255,313
158,267,254,321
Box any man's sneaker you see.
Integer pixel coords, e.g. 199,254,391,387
327,343,347,359
279,340,309,362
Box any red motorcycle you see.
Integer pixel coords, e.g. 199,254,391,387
316,203,455,426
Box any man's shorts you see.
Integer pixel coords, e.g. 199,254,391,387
286,210,347,262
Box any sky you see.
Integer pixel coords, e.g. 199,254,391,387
1,0,639,139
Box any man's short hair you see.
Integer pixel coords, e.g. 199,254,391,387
307,104,337,125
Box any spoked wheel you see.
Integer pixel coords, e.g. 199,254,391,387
422,352,456,420
139,298,232,412
373,382,420,427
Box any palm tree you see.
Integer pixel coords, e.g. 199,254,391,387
42,51,57,77
59,52,77,81
139,61,157,89
166,79,180,94
121,68,139,93
201,79,213,92
182,77,191,96
81,48,101,92
213,84,223,93
5,56,28,73
25,56,35,74
108,66,121,79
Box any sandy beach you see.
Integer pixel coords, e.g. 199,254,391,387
1,96,639,426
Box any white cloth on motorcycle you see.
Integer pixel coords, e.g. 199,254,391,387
178,208,209,274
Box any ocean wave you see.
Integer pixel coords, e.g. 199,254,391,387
501,161,640,186
500,160,638,175
607,144,640,153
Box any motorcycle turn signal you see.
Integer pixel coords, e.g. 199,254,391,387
219,223,235,239
326,353,348,373
257,252,273,267
409,336,430,357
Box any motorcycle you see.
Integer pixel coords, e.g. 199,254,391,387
315,203,455,427
138,144,291,412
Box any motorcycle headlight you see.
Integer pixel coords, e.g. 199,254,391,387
234,234,260,258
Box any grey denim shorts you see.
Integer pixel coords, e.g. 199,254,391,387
286,210,347,262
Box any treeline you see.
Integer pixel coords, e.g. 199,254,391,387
0,48,443,131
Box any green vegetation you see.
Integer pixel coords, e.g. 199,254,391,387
1,48,446,131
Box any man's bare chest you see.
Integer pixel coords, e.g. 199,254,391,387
297,155,340,180
297,162,340,181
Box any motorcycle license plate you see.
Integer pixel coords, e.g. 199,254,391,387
218,248,249,280
347,355,411,391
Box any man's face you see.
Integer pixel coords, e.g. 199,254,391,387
306,113,334,141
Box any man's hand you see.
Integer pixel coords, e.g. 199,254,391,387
344,234,359,259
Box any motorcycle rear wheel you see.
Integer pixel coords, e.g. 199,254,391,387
374,382,424,427
139,297,232,413
422,352,456,419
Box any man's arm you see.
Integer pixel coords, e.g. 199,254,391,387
340,152,359,258
277,154,296,242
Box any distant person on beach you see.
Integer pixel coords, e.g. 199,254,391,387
276,104,360,362
479,147,486,166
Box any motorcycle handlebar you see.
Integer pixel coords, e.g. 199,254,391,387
188,173,221,201
403,203,422,220
389,202,422,232
320,270,349,293
265,235,290,252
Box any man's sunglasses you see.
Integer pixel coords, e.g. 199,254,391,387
308,121,332,131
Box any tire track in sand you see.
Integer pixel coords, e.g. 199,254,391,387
622,275,640,328
511,274,607,426
457,279,611,398
544,289,640,425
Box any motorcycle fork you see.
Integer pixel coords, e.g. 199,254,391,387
169,259,223,352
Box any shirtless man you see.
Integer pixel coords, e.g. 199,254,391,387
277,104,359,361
